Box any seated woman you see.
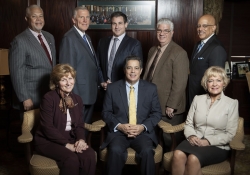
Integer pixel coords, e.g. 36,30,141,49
34,64,95,175
172,66,239,175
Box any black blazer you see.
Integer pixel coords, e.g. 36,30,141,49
97,34,143,82
188,35,227,106
101,79,162,149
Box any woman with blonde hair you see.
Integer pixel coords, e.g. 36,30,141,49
172,66,238,175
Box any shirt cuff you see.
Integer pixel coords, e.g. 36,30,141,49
114,123,121,132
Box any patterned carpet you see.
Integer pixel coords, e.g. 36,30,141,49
0,125,249,175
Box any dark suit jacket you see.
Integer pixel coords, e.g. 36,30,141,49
9,28,56,109
143,41,189,115
59,27,103,105
101,79,162,149
97,34,143,82
34,90,85,146
188,35,227,106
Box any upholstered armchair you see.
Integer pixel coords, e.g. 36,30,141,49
18,109,102,175
158,117,245,175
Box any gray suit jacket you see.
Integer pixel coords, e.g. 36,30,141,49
9,28,56,109
185,92,239,150
59,27,102,105
143,41,189,115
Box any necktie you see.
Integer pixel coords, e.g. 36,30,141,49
37,34,52,65
108,38,118,80
146,47,161,81
83,35,93,55
129,86,136,125
196,41,204,53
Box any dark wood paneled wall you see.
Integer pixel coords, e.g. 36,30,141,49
217,0,250,62
0,0,202,64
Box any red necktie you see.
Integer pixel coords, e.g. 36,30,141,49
38,34,52,66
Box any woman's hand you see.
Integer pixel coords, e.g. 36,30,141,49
65,143,76,152
188,135,201,146
75,139,89,153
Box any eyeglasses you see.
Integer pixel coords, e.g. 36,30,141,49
156,29,171,34
197,24,215,29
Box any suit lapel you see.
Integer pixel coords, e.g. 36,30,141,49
137,80,145,117
119,80,128,117
152,42,173,79
72,27,96,64
25,29,51,66
42,31,55,66
105,37,112,73
112,35,129,67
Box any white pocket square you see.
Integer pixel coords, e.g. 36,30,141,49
198,57,204,60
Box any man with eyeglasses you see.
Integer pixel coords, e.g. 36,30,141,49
188,14,227,108
143,18,189,151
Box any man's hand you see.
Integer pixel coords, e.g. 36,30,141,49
101,82,108,90
117,124,145,138
166,107,174,118
127,125,145,137
23,99,34,111
117,124,132,135
75,139,88,153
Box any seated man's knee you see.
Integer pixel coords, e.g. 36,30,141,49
64,154,79,168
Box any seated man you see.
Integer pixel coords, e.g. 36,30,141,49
101,56,162,175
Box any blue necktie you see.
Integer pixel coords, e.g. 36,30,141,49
83,35,93,55
108,38,118,81
197,41,204,53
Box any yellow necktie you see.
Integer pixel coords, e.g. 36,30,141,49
129,86,137,125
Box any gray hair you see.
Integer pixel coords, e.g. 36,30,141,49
73,6,89,18
157,18,174,31
26,5,43,17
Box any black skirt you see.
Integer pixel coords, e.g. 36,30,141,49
175,140,229,167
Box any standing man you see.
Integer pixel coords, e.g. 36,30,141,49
101,56,161,175
97,11,143,88
143,18,189,150
188,14,227,106
9,5,56,113
59,6,104,124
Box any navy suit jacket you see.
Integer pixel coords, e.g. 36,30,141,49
188,35,227,106
97,34,143,82
101,79,162,149
59,27,104,105
9,28,56,109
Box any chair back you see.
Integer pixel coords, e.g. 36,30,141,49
246,72,250,92
236,117,244,142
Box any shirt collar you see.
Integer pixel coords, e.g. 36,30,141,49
74,25,85,37
206,91,224,101
202,33,214,44
126,80,139,89
113,32,126,41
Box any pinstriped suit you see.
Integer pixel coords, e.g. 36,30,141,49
9,28,56,110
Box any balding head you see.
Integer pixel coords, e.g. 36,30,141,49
197,14,216,40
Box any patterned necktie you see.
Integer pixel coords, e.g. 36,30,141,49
146,47,161,81
37,34,52,65
83,34,93,55
129,85,136,125
108,38,118,80
197,41,204,53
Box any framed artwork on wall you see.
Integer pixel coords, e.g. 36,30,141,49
236,62,250,77
77,0,156,30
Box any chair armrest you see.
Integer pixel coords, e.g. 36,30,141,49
229,134,245,151
158,120,185,133
92,120,106,128
18,132,33,143
84,123,103,132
